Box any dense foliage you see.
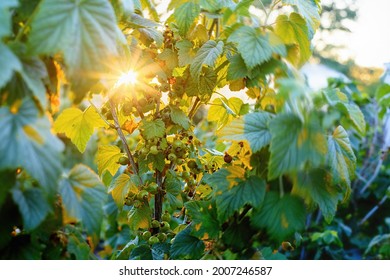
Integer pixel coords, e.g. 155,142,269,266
0,0,388,260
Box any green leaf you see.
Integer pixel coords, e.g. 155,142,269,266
323,89,366,134
0,43,22,88
251,192,306,242
0,0,18,38
59,164,106,237
151,243,171,260
176,40,196,66
174,2,201,36
11,187,51,231
340,103,366,135
28,0,118,76
214,175,266,222
0,99,64,196
109,173,138,208
228,26,286,70
208,97,243,130
190,40,224,79
293,168,340,223
327,126,356,190
114,237,139,260
227,54,249,80
282,0,320,38
54,106,107,153
140,118,165,140
128,203,151,231
170,226,205,259
157,49,178,70
218,112,272,152
130,244,153,260
66,226,93,259
185,200,220,239
169,106,190,130
268,113,327,179
96,145,123,176
165,170,183,208
222,217,255,250
274,13,311,66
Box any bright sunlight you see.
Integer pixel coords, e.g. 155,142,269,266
116,70,138,87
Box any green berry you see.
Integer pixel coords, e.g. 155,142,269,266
142,231,151,241
151,219,160,228
141,147,149,155
150,145,159,155
146,182,158,195
157,233,167,242
133,200,142,208
173,139,184,149
137,190,149,200
176,158,185,165
187,160,197,169
148,236,159,245
168,153,177,162
160,221,170,232
118,156,130,165
162,212,171,222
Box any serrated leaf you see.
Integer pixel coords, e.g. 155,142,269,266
109,173,138,208
219,112,272,152
157,49,178,70
274,13,311,66
327,126,356,189
214,175,266,222
170,226,205,259
0,43,22,88
228,26,286,70
140,118,165,140
59,164,106,237
176,40,196,66
185,201,220,239
251,192,306,242
54,106,107,153
174,2,200,36
96,145,122,176
130,244,153,260
282,0,320,38
128,203,151,231
268,113,327,179
208,97,243,130
11,188,51,231
170,105,190,129
151,243,171,260
28,0,118,76
227,54,249,80
165,170,183,208
293,168,340,223
190,40,224,79
0,0,18,38
0,99,64,196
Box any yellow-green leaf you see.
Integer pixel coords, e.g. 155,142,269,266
275,13,311,67
208,97,243,130
109,173,138,208
54,106,107,152
96,145,123,176
128,203,151,230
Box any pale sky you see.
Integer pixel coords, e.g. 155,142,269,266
323,0,390,68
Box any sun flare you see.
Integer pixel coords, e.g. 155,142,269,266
116,70,138,87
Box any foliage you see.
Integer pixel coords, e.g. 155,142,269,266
0,0,387,260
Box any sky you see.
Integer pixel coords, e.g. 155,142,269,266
328,0,390,68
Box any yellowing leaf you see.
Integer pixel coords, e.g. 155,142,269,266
274,13,311,66
96,145,123,176
54,106,107,152
109,173,138,208
208,97,243,130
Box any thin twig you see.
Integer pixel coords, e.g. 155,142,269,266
109,99,143,184
279,176,284,198
359,157,383,195
188,97,200,119
358,193,388,226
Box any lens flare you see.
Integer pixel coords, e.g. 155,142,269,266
116,70,138,87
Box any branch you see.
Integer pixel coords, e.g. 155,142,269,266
358,192,388,226
188,97,200,119
359,157,383,195
109,99,143,184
